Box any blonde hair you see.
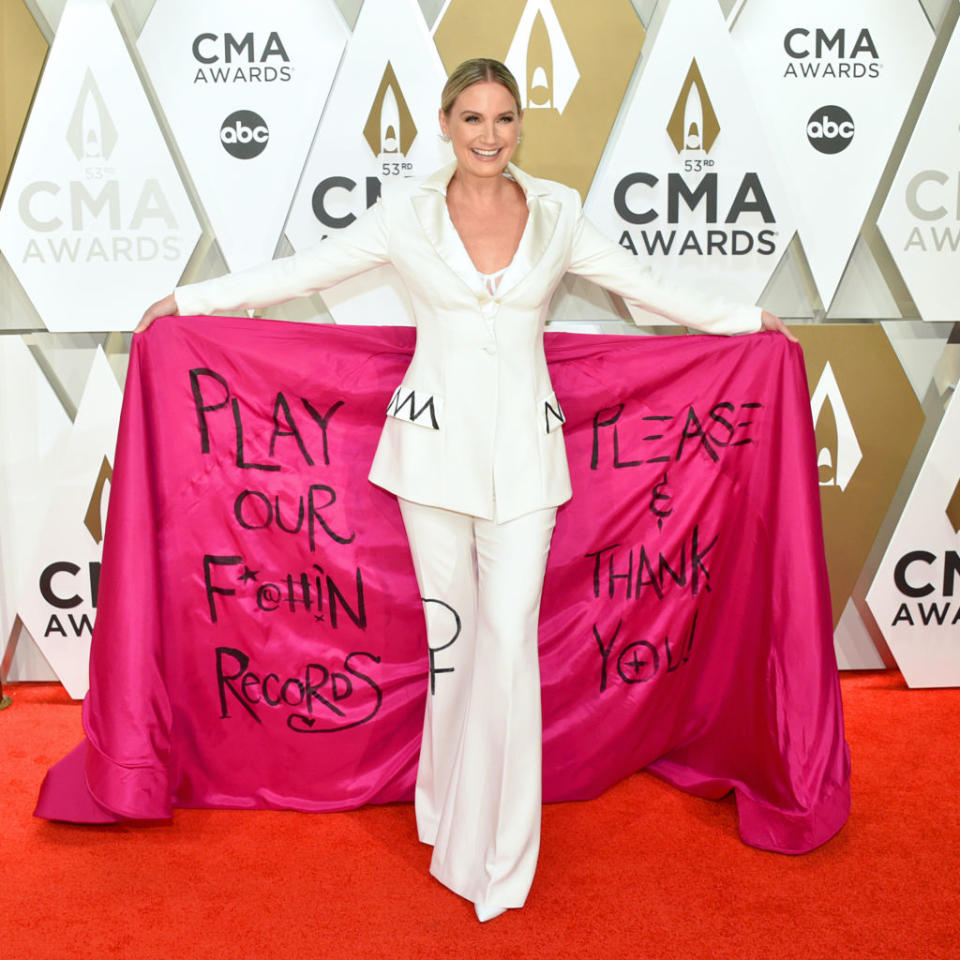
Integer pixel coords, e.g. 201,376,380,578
440,58,522,116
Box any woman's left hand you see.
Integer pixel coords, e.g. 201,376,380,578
760,309,798,343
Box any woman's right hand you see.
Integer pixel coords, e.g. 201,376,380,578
135,293,178,334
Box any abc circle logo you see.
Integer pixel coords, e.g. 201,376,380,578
806,105,855,154
220,110,269,159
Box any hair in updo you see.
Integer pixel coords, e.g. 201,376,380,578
440,58,522,116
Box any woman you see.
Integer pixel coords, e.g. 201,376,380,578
138,58,793,922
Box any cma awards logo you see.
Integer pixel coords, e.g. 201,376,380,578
17,69,180,265
310,63,418,230
504,0,579,115
783,27,880,79
192,32,292,84
612,61,777,259
889,473,960,629
901,170,960,254
36,457,112,640
810,361,862,491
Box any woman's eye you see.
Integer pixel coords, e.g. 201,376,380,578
465,115,479,122
499,116,514,123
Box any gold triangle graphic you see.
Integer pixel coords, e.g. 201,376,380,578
84,456,113,544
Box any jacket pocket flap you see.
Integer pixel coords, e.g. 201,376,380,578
542,391,566,434
387,385,442,430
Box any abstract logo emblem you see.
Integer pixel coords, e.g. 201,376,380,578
810,361,862,491
83,457,113,544
220,110,269,158
66,69,119,163
362,62,417,157
806,105,855,154
504,0,580,114
666,59,720,155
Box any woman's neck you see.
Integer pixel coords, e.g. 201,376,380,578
447,167,513,207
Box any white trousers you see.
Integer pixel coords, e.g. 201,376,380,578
397,497,558,915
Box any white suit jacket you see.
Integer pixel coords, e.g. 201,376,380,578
175,162,762,523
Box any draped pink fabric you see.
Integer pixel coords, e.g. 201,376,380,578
36,317,850,854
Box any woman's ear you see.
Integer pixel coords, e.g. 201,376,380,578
438,107,449,139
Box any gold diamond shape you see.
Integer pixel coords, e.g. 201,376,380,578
1,2,48,192
433,0,645,198
794,325,925,627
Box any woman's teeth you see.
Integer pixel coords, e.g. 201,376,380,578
473,148,500,157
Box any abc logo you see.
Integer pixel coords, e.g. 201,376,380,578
806,105,855,154
220,110,269,159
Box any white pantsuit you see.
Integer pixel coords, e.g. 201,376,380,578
173,160,762,918
398,497,557,914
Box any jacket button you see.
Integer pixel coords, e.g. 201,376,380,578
484,343,497,354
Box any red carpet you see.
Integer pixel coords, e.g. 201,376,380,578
1,672,957,959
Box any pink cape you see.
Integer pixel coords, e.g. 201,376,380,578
36,318,850,854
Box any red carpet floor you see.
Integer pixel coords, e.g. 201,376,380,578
1,672,957,960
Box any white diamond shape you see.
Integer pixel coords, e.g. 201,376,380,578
15,347,122,699
0,336,71,650
866,384,960,687
0,0,201,333
284,0,450,326
877,17,960,323
731,0,933,309
585,0,796,318
138,0,348,273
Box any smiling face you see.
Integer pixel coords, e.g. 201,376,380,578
439,81,523,181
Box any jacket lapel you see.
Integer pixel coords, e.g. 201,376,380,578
497,163,561,299
410,161,562,301
411,162,485,298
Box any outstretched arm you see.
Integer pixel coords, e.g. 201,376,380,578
136,199,391,332
566,200,794,339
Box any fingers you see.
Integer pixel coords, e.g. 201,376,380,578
760,310,800,344
134,307,158,334
134,294,177,335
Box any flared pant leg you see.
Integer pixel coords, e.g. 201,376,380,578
397,498,557,914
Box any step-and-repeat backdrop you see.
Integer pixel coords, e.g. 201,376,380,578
1,0,958,694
